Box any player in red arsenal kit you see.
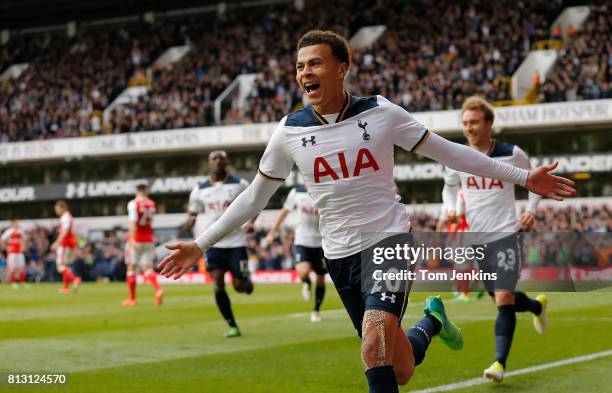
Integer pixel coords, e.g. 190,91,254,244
51,200,81,293
1,219,27,288
123,183,163,306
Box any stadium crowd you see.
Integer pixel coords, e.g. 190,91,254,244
537,4,611,103
1,0,610,141
0,24,180,142
1,204,609,284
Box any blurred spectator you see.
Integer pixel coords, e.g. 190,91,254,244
4,0,589,137
0,23,180,142
242,0,564,122
538,5,611,103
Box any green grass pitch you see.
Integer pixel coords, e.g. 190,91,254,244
0,283,611,392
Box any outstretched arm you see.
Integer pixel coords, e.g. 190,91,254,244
158,175,282,279
159,117,293,279
415,131,575,200
383,96,574,200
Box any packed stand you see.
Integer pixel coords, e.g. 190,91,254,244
4,0,607,138
242,0,564,122
1,0,562,138
538,4,611,103
108,0,363,130
0,34,48,74
0,24,181,142
348,0,562,112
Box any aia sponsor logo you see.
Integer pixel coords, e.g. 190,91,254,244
466,176,504,189
206,200,231,211
313,148,380,183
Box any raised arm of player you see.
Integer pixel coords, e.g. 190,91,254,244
158,119,293,279
383,96,576,200
416,132,574,200
158,175,282,279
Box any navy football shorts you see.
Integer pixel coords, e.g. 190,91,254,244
478,232,522,293
294,245,327,275
325,235,414,337
205,247,250,282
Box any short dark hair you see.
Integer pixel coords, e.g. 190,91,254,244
297,30,351,67
136,183,148,192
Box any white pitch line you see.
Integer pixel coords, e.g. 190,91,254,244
409,349,612,393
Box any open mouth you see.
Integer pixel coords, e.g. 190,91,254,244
303,82,321,94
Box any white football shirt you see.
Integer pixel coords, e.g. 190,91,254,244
283,186,322,248
189,175,250,248
258,94,428,259
443,142,539,236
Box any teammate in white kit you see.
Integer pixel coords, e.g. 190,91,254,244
1,219,28,288
51,200,81,293
188,150,255,338
442,96,549,383
123,183,163,306
158,31,575,392
266,185,327,322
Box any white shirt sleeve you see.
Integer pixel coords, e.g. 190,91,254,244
415,131,529,187
60,213,71,230
282,188,298,211
127,200,138,222
379,96,429,152
258,117,294,181
514,146,541,213
188,187,205,213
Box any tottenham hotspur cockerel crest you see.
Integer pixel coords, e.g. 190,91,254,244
358,119,370,141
